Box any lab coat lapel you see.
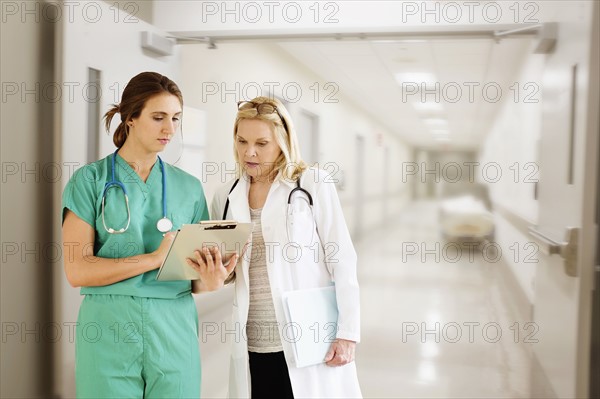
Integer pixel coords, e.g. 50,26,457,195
228,176,251,223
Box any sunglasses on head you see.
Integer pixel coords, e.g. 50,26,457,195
237,101,288,133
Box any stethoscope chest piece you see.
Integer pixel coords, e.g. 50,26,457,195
156,217,173,233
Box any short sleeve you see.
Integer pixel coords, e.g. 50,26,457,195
62,165,99,227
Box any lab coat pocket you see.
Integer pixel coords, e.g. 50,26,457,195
286,209,316,248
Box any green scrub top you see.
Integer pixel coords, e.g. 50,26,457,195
62,152,209,298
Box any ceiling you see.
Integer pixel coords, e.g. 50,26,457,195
276,37,533,151
149,1,540,152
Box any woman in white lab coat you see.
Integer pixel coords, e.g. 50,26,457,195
207,97,362,398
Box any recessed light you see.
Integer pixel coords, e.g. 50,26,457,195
423,118,448,127
395,72,437,87
413,102,444,113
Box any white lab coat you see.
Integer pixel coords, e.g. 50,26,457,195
210,167,362,399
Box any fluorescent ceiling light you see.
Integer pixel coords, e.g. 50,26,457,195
395,72,437,87
431,129,449,135
423,118,448,127
421,343,439,358
412,102,444,113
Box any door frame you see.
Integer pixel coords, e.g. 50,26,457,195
577,2,599,396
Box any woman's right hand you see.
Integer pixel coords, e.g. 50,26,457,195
186,246,239,291
151,232,177,269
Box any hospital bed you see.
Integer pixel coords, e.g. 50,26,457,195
438,182,495,245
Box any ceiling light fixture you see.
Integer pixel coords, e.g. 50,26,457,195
423,118,448,127
412,102,444,113
395,72,437,87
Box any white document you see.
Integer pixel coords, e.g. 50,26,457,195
281,286,339,368
156,221,252,281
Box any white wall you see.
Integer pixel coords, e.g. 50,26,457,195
478,44,545,303
57,3,180,396
108,0,154,23
412,150,478,200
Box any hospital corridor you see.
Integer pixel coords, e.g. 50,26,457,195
356,200,535,398
1,1,599,398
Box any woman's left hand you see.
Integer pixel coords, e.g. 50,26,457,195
186,246,238,291
324,338,356,367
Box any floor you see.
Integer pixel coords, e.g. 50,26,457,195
355,200,535,398
197,199,537,398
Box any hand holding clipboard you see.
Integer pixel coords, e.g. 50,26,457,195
155,221,252,285
185,246,238,291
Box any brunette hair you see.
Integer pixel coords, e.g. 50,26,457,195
104,72,183,148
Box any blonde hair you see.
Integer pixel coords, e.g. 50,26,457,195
233,96,307,182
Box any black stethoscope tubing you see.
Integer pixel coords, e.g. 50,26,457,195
222,176,313,220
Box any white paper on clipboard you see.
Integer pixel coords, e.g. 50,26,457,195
156,221,252,281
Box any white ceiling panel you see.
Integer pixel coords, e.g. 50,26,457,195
278,36,533,151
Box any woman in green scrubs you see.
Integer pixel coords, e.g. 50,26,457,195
62,72,237,398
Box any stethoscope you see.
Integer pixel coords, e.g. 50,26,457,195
222,175,315,245
102,149,172,234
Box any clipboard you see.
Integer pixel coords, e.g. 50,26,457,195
156,221,253,281
281,285,339,368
